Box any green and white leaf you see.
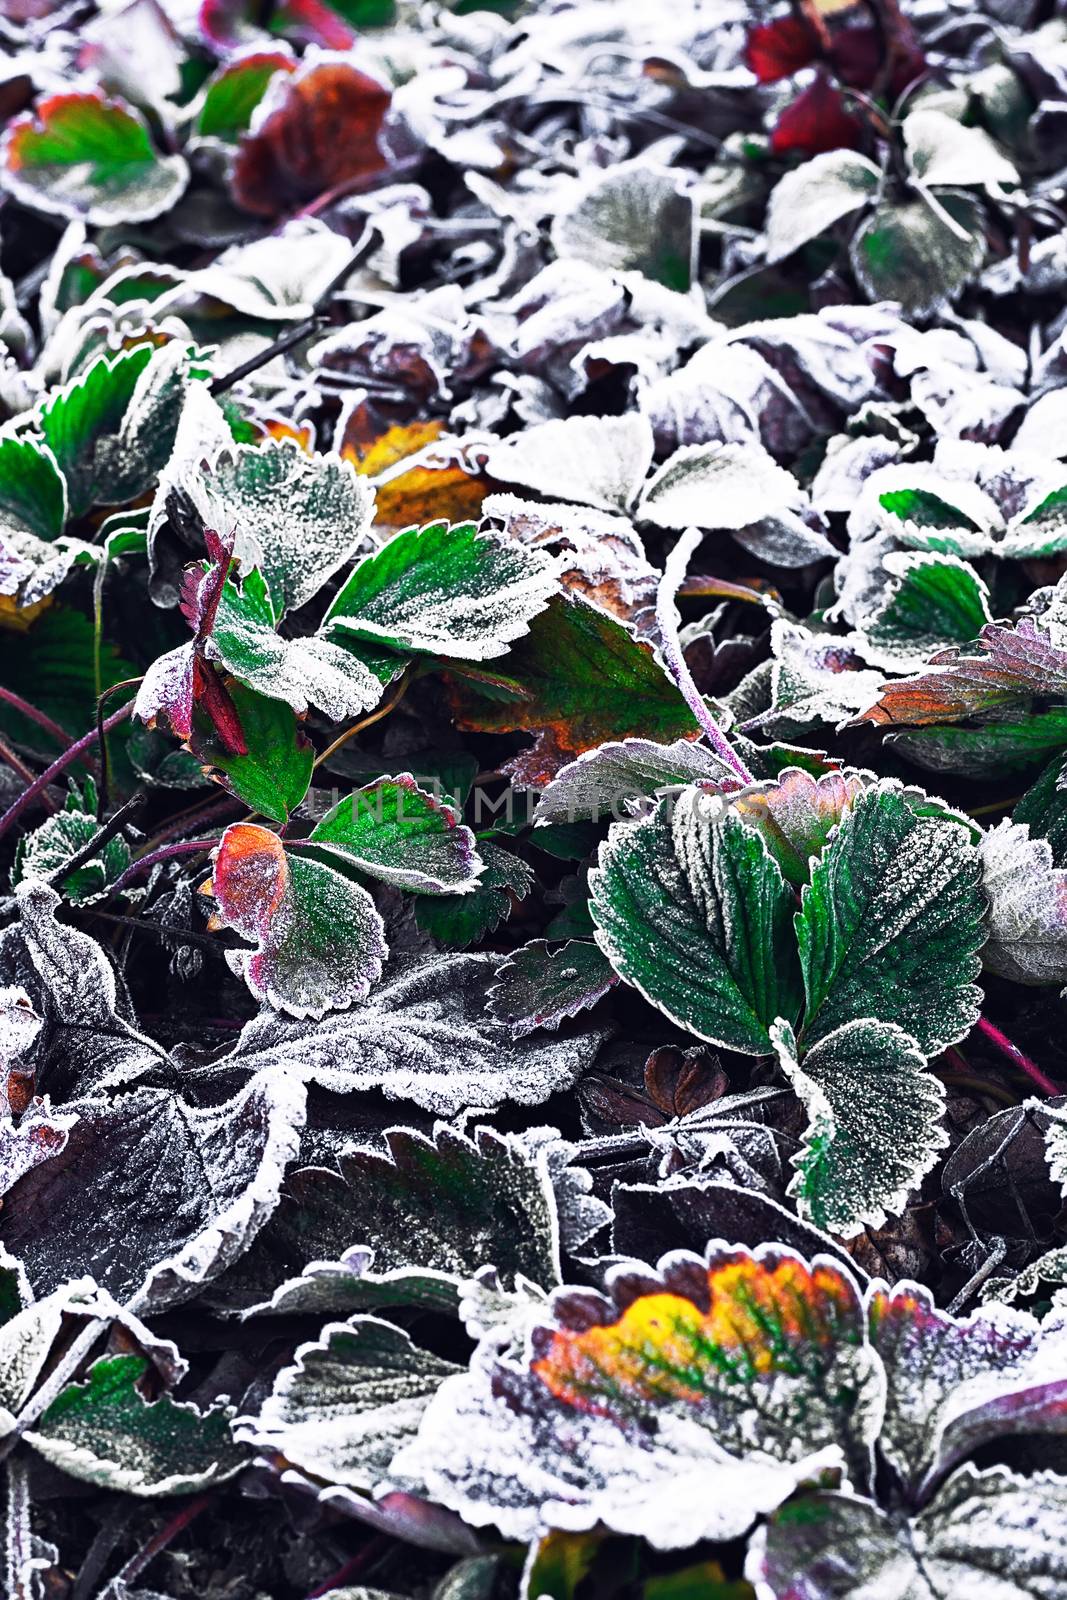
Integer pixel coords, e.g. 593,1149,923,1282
771,1017,947,1236
796,781,986,1054
980,820,1067,985
13,781,130,905
236,1317,459,1493
765,149,880,263
551,161,695,290
326,520,560,663
859,552,992,672
307,775,480,895
27,1355,242,1496
488,940,617,1037
534,737,734,825
635,442,802,532
175,440,376,616
414,842,532,948
748,1466,1067,1600
483,414,654,514
590,787,802,1054
849,192,986,318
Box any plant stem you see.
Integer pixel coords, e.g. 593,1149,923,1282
0,734,42,791
312,668,414,771
110,837,219,896
139,795,240,854
974,1016,1062,1097
95,679,143,820
0,700,135,845
45,793,146,891
656,529,754,787
113,1493,214,1587
0,688,74,751
305,1536,389,1599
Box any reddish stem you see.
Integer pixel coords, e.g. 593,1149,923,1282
974,1016,1062,1098
114,1494,214,1587
305,1536,388,1599
0,686,75,751
0,701,134,844
110,837,220,896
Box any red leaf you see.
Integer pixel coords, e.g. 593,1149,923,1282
232,58,393,218
746,15,818,84
770,74,864,157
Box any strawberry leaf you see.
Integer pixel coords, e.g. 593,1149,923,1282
27,1354,243,1496
589,787,802,1054
413,841,531,948
193,50,295,141
396,1242,879,1548
193,681,313,823
1,91,188,224
796,781,986,1054
859,552,992,672
771,1017,948,1237
325,520,559,663
488,940,617,1037
307,775,480,894
209,822,387,1018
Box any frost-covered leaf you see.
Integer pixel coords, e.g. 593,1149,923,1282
533,737,735,825
232,56,392,217
174,441,375,616
484,416,653,515
222,954,606,1117
192,49,295,141
240,1315,458,1494
13,781,130,904
395,1242,879,1548
4,883,167,1097
635,442,802,532
413,842,530,948
308,776,480,895
764,150,880,263
488,941,617,1037
229,1123,586,1322
903,108,1020,198
1,92,188,225
728,766,869,887
326,520,559,664
858,617,1067,728
27,1354,243,1496
38,342,195,519
1044,1102,1067,1197
868,1279,1067,1495
850,193,986,318
590,787,802,1054
0,435,69,605
796,781,986,1054
0,1068,305,1310
450,595,698,784
551,163,695,290
748,1466,1067,1600
859,553,992,673
771,1018,947,1237
208,822,387,1018
980,821,1067,985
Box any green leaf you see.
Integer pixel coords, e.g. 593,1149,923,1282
771,1017,947,1236
1003,482,1067,558
38,342,195,518
764,148,880,263
849,191,985,317
193,51,295,141
175,440,376,615
13,780,130,904
796,781,986,1055
589,787,802,1054
449,595,699,779
307,774,480,894
326,520,559,663
414,841,532,947
0,434,73,605
551,161,695,289
28,1354,242,1496
888,710,1067,779
236,1316,459,1493
1013,755,1067,868
208,564,389,720
488,939,617,1036
195,681,313,823
210,821,386,1017
860,552,992,671
1,92,188,224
